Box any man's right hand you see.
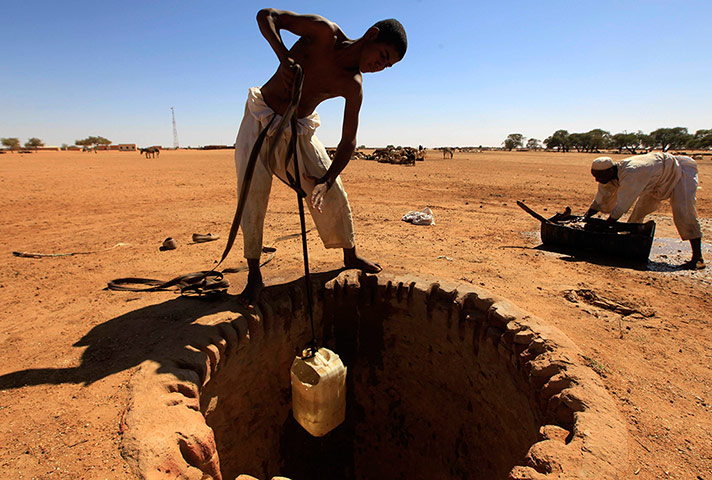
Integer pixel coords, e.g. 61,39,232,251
278,58,298,92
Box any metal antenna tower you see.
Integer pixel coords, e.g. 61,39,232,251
171,107,179,149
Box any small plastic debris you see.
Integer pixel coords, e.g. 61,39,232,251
402,207,435,225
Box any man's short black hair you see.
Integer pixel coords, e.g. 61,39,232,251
372,19,407,59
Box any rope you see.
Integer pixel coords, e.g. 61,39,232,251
216,116,276,269
12,243,130,259
106,229,313,294
106,63,319,312
286,67,319,356
264,66,318,357
16,68,319,316
105,72,292,294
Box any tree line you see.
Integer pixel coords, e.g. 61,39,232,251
503,127,712,154
1,137,44,150
1,136,112,151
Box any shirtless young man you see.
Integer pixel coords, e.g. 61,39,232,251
234,9,407,302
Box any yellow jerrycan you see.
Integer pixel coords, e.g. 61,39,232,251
290,347,347,437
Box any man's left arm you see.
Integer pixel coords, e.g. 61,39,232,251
310,83,362,211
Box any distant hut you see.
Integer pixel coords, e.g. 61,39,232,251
109,144,137,151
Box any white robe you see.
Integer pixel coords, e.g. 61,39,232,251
590,152,702,240
233,87,355,259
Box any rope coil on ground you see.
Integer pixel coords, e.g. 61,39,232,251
12,243,130,259
105,229,312,295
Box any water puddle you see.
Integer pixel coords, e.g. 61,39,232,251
644,239,712,286
526,229,711,284
647,237,711,274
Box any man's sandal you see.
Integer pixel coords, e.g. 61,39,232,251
192,233,220,243
159,237,178,251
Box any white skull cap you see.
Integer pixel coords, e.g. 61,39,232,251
591,157,614,171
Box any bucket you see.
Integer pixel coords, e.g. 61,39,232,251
290,347,347,437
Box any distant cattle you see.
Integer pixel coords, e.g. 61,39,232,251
373,146,419,166
140,147,160,159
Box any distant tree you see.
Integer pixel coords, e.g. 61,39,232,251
75,138,92,150
689,129,712,150
566,129,610,153
637,131,655,152
526,138,541,150
650,127,691,152
568,133,586,152
611,132,640,154
611,133,627,153
61,143,69,150
544,130,570,152
76,136,112,149
586,129,611,152
357,144,366,149
2,137,21,151
25,137,44,149
503,133,524,151
94,136,111,146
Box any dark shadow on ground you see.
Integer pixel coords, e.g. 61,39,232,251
533,244,666,271
0,269,344,391
533,237,711,274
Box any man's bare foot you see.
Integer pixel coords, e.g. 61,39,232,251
238,279,264,305
680,258,706,270
343,248,382,273
239,259,264,305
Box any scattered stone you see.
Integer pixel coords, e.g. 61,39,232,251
563,288,655,317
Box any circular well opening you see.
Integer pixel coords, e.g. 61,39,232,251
121,273,628,480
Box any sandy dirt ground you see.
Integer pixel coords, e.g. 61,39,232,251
1,149,710,479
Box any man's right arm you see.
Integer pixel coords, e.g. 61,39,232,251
256,9,333,64
257,9,335,90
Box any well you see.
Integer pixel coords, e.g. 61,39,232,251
120,272,628,480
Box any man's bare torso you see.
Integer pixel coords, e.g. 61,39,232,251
261,23,362,118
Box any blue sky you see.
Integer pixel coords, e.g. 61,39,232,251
1,0,710,148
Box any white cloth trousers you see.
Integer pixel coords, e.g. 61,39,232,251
234,88,355,259
628,156,702,240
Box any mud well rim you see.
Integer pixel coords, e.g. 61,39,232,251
120,272,628,479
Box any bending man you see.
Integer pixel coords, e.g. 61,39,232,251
585,152,705,270
234,9,407,302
